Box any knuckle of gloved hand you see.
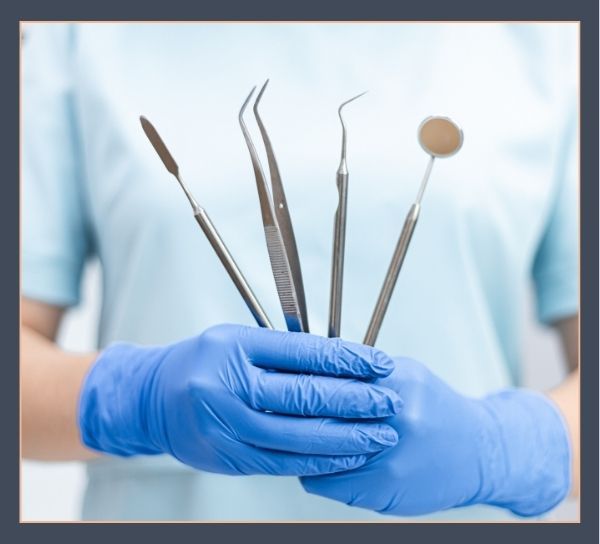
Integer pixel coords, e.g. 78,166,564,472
334,454,366,473
330,340,392,378
200,323,240,348
295,374,319,415
245,370,266,411
321,337,345,374
349,424,376,450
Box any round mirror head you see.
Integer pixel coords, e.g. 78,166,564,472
418,116,463,158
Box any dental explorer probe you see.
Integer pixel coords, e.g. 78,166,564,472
328,91,367,338
140,115,273,329
363,116,463,346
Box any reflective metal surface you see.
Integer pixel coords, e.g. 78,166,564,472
140,115,273,329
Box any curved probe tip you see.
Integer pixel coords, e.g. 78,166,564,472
338,90,368,117
338,91,367,161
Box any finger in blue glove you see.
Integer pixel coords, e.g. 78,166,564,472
79,324,403,476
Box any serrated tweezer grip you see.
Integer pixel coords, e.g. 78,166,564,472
264,225,303,332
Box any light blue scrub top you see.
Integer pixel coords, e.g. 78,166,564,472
22,22,578,521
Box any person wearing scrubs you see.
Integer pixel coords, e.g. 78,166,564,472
21,22,579,521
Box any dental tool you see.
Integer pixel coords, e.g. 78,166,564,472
328,91,366,338
239,81,309,333
140,115,273,329
363,116,463,346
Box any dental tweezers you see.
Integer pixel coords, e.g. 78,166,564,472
239,80,309,333
140,116,273,329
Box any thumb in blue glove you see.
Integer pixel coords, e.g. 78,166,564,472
79,324,403,476
301,357,571,517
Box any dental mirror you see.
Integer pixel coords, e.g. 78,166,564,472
363,115,463,346
418,116,463,158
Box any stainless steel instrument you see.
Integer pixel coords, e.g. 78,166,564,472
239,81,309,333
328,92,366,338
363,116,463,346
140,115,273,329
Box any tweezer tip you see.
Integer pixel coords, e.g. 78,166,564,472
239,86,257,119
255,79,270,110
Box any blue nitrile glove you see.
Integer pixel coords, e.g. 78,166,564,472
302,357,571,517
78,324,403,476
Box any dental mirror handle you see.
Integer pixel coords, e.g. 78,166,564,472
193,207,274,330
363,203,420,346
328,170,349,337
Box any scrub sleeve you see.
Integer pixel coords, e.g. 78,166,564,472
531,107,579,325
22,24,93,307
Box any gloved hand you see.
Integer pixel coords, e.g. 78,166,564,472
302,357,571,517
79,324,402,476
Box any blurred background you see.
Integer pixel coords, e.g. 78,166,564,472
21,259,579,521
